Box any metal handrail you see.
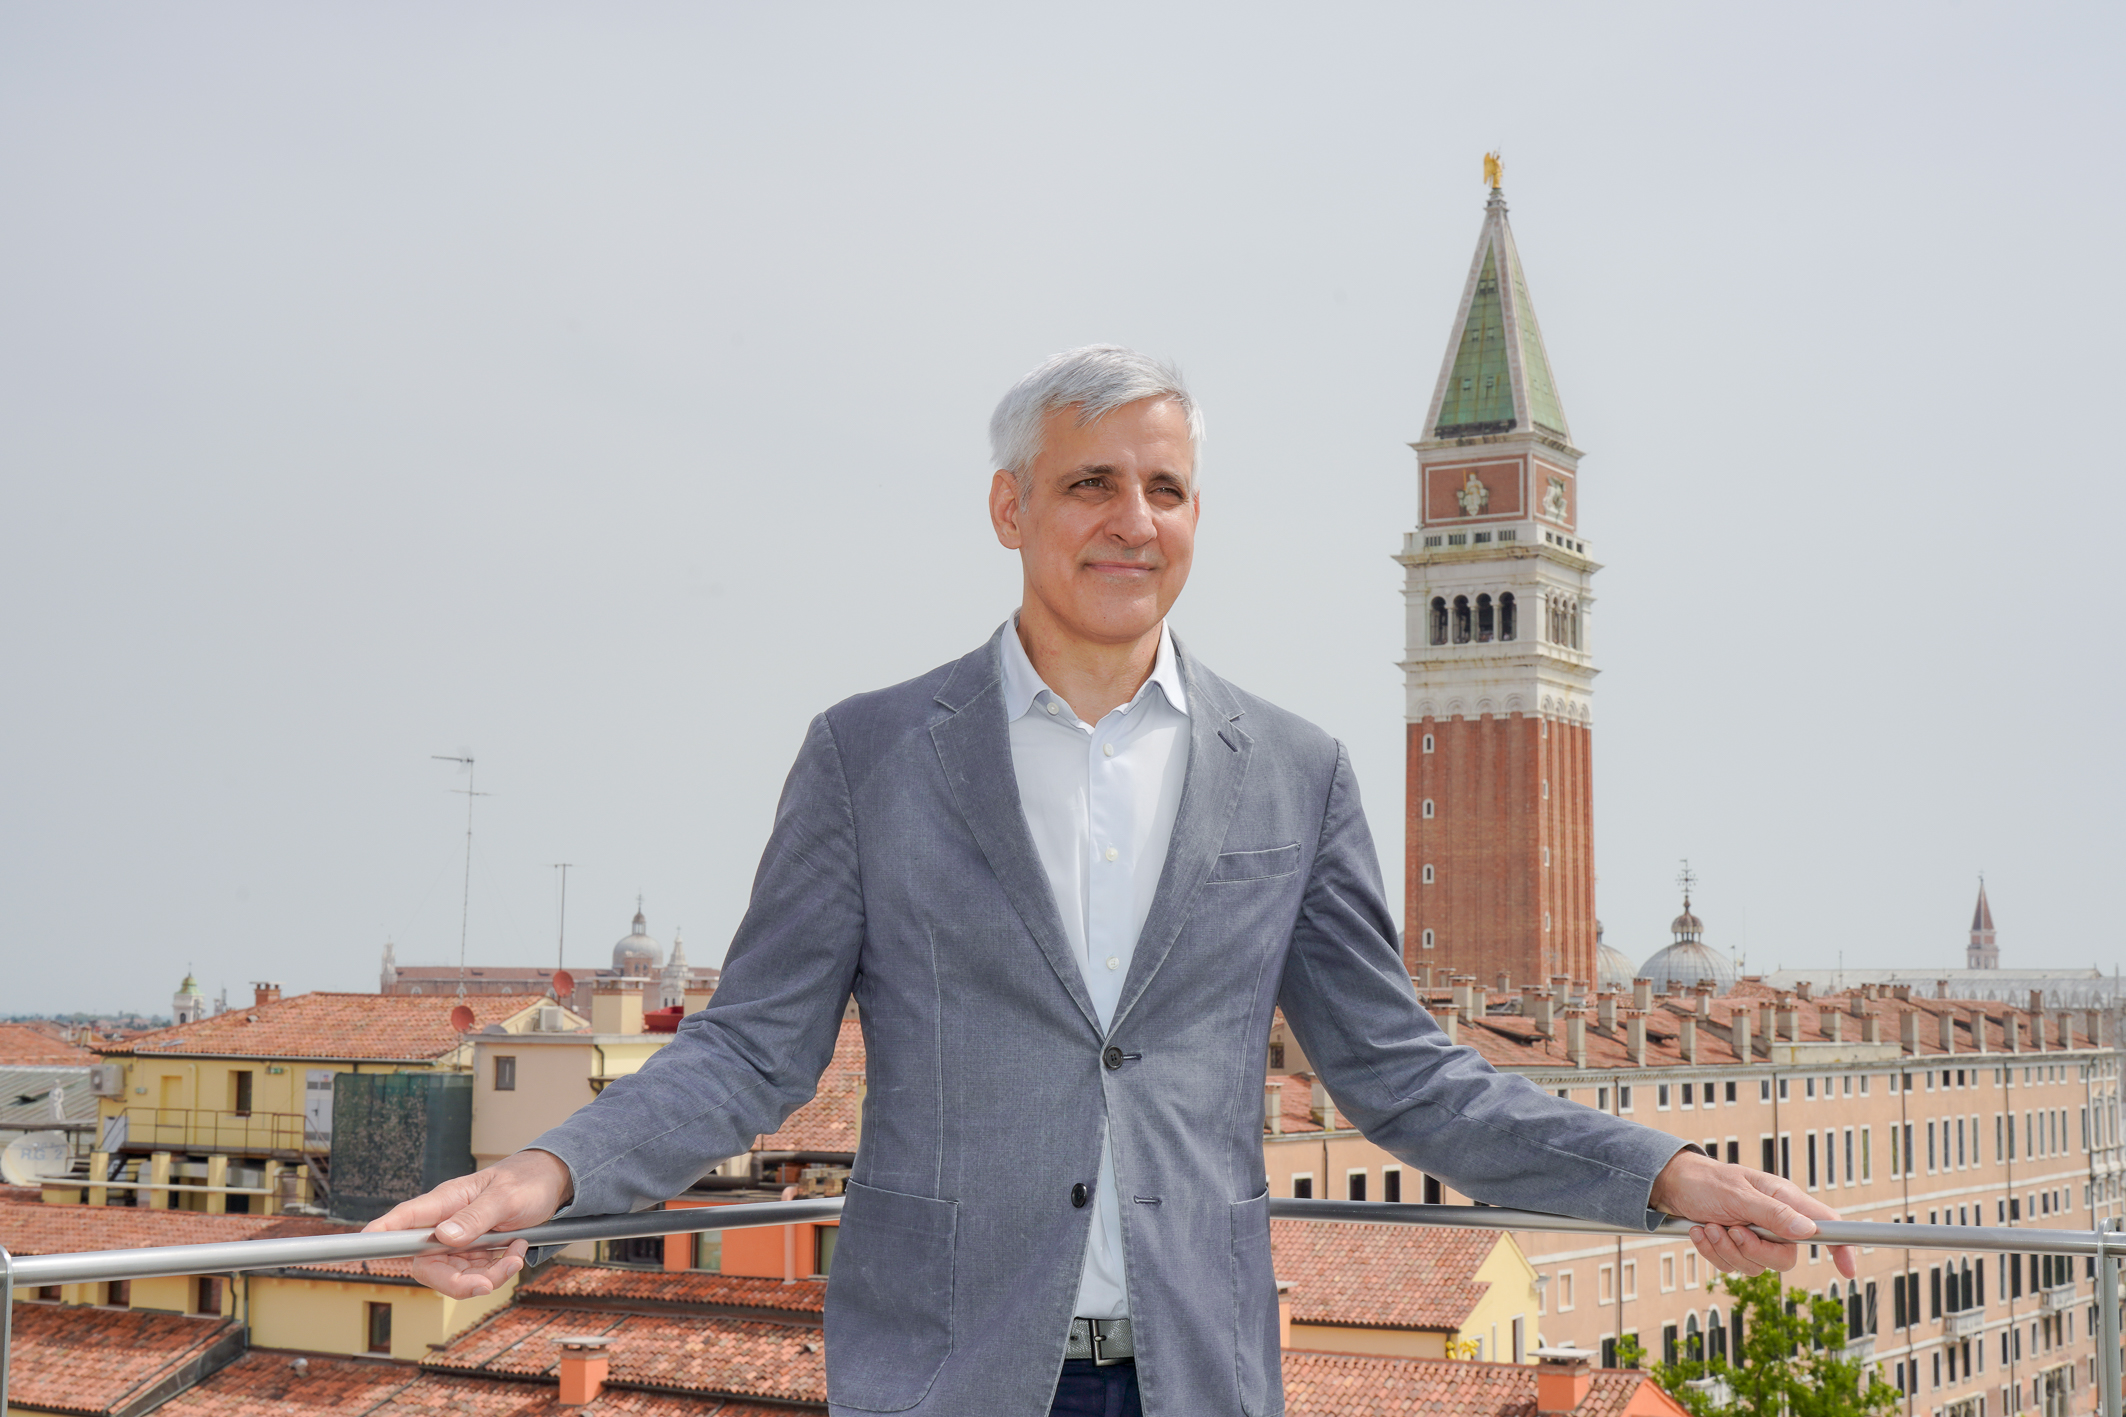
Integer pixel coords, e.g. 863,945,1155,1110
4,1200,2121,1415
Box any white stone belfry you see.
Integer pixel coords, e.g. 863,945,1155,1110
660,929,691,1010
172,972,207,1026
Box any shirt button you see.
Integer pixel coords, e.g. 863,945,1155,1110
1103,1046,1125,1071
1071,1182,1089,1208
1103,743,1115,757
1046,701,1060,715
1104,847,1118,862
1106,956,1119,971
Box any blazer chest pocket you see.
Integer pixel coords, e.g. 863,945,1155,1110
824,1180,958,1411
1206,842,1302,884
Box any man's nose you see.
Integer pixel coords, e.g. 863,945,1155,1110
1106,484,1157,544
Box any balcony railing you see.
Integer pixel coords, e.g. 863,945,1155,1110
105,1106,315,1154
5,1201,2124,1416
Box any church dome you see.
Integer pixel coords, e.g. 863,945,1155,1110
612,907,663,974
1596,943,1636,993
1640,940,1737,995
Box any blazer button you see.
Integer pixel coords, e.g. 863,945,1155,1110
1071,1182,1089,1208
1102,1046,1124,1071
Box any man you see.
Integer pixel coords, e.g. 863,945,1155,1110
372,346,1852,1417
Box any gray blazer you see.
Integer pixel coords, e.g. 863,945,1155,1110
530,625,1687,1417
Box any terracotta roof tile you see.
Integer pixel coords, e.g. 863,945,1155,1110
0,1197,349,1256
426,1303,827,1407
755,1020,861,1153
522,1262,826,1316
3,1302,241,1416
157,1352,793,1416
96,992,550,1063
0,1022,100,1065
1273,1219,1496,1330
1282,1352,1674,1417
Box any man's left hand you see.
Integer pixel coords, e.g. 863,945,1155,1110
1649,1148,1857,1279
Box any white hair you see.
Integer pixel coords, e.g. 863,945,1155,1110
989,344,1204,490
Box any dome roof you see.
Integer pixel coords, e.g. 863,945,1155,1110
612,908,663,973
1639,940,1737,994
1671,907,1704,936
1595,944,1636,993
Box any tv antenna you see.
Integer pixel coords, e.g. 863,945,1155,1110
431,751,490,999
1675,858,1698,905
552,863,577,979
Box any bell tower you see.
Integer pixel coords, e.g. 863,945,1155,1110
1400,168,1598,988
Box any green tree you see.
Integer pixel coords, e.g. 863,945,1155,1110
1649,1271,1902,1417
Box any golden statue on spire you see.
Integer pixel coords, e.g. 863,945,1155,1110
1483,150,1504,191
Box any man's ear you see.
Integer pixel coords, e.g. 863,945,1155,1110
989,470,1025,550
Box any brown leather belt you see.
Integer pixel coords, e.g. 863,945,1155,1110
1065,1316,1135,1366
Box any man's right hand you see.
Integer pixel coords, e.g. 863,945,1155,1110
362,1148,575,1299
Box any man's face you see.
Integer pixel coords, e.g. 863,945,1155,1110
989,397,1199,647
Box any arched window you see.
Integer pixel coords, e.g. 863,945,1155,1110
1569,598,1582,650
1849,1281,1866,1338
1429,597,1448,646
1422,733,1435,754
1499,592,1516,641
1684,1313,1702,1362
1422,798,1436,819
1547,595,1561,644
1452,596,1472,644
1422,864,1436,885
1708,1307,1727,1361
1476,593,1495,642
1421,928,1435,949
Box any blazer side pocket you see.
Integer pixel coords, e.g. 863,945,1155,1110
1229,1187,1282,1416
825,1180,958,1411
1206,843,1303,884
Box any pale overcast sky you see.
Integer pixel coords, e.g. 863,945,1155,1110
3,4,2120,1015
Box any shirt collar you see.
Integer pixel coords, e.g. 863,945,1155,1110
999,617,1190,724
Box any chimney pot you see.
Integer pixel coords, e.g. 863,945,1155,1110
1632,978,1652,1011
557,1336,612,1406
1264,1079,1284,1135
251,982,282,1008
1535,1348,1595,1413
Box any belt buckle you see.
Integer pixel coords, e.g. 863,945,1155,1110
1091,1318,1128,1367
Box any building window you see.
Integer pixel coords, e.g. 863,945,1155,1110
1422,733,1435,753
1347,1170,1367,1201
1477,593,1496,641
1422,798,1436,819
1543,847,1550,866
1618,1086,1633,1112
1429,598,1448,646
1725,1081,1737,1104
1453,595,1472,643
1778,1077,1789,1101
1422,864,1436,885
104,1280,129,1308
1268,1041,1285,1069
1382,1167,1401,1203
194,1276,222,1316
1760,1079,1772,1102
1291,1174,1313,1199
494,1056,517,1091
1599,1263,1615,1305
1558,1270,1575,1311
366,1301,393,1355
1661,1253,1676,1292
1657,1084,1671,1111
1421,929,1435,950
230,1070,254,1116
1807,1132,1819,1189
1622,1260,1638,1299
1422,1174,1444,1204
1806,1076,1816,1099
1499,592,1517,641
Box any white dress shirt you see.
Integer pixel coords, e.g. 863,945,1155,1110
999,616,1190,1321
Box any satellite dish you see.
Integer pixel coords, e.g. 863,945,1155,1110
450,1004,476,1033
1,1131,73,1187
553,970,576,998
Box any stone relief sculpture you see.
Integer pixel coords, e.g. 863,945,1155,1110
1457,470,1490,517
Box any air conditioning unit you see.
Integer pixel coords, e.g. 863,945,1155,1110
539,1007,569,1032
91,1064,125,1098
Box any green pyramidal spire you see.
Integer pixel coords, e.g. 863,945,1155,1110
1425,187,1571,444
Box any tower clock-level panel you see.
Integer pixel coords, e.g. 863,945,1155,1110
1400,171,1599,992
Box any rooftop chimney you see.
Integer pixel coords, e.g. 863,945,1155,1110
2004,1012,2022,1053
1969,1008,1989,1054
1632,978,1653,1011
1862,1013,1882,1045
1498,970,1512,994
1626,1015,1648,1069
1430,1005,1459,1045
1264,1079,1284,1135
1534,1346,1596,1414
1795,980,1813,1002
1900,1011,1922,1054
1732,1009,1755,1063
1938,979,1951,1000
1938,1011,1957,1055
1597,992,1619,1032
1310,1077,1334,1130
1529,989,1557,1037
591,979,645,1035
2031,989,2047,1015
1824,1010,1843,1045
557,1336,612,1405
1567,1013,1589,1069
1680,1016,1701,1067
251,982,282,1008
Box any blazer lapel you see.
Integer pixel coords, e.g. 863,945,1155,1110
930,626,1102,1035
1108,636,1252,1035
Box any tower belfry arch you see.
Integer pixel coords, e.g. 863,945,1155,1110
1401,170,1600,988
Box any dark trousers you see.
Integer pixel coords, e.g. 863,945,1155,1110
1050,1358,1142,1417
